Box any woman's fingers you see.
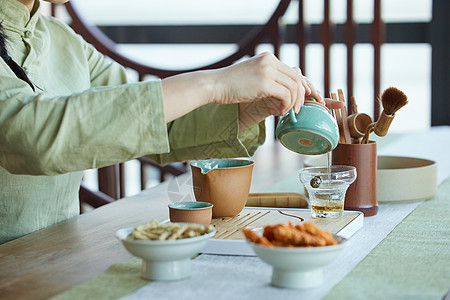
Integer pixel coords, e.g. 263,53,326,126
273,72,312,114
215,52,323,116
261,55,304,114
272,74,297,111
305,79,323,103
294,79,305,113
324,98,345,109
294,68,312,97
291,68,324,108
283,66,311,94
256,54,305,115
264,80,296,115
299,75,324,104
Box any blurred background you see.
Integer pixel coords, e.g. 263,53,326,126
40,0,448,204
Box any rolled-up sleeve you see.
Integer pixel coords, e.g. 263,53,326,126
0,14,265,175
0,75,169,175
146,103,266,165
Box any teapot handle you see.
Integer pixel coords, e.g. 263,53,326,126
289,108,298,124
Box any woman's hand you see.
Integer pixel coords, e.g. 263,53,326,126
299,76,344,110
212,52,306,116
162,51,343,125
228,54,344,131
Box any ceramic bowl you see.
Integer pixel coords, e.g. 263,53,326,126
377,156,437,202
169,202,213,225
247,236,347,289
275,101,339,155
304,155,438,202
116,224,216,281
191,159,254,218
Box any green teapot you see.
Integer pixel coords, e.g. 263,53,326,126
275,100,339,155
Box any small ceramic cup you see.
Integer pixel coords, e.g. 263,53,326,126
168,202,213,225
190,159,254,218
276,100,339,155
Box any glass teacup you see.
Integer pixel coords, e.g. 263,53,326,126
299,166,357,218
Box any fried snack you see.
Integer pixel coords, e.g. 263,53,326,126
273,223,326,247
129,219,214,241
263,225,276,241
241,221,338,248
241,228,274,246
297,222,338,246
241,228,261,243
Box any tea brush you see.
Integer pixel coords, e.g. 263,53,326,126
362,87,408,144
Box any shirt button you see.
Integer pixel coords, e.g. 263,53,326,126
24,31,32,38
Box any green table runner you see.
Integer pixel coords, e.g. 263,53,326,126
52,257,146,300
324,177,450,299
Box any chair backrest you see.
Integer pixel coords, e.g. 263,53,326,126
64,0,291,79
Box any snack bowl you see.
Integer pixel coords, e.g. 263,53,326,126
246,236,347,289
169,202,213,225
115,224,216,281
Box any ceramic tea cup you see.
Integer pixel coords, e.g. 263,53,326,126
168,202,213,225
275,100,339,155
190,159,254,218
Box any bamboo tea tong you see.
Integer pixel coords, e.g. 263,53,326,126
361,87,408,144
330,89,351,144
349,95,358,115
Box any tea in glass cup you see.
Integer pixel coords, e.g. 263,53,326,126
299,166,357,218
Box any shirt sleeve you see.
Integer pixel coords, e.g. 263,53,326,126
84,39,130,88
0,16,265,175
73,31,267,165
0,70,169,176
145,103,266,165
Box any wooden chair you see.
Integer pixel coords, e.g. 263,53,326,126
79,182,115,213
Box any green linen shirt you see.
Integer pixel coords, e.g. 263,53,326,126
0,0,265,244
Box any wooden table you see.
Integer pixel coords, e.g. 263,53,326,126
0,141,303,300
0,186,170,299
1,128,449,299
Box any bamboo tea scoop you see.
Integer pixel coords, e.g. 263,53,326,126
362,87,408,144
348,113,373,139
